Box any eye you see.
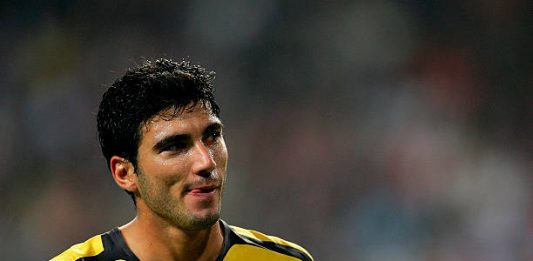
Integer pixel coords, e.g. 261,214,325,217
204,129,222,144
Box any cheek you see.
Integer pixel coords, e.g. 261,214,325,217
139,160,189,189
215,143,228,168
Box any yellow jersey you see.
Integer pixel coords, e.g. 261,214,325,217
51,220,313,260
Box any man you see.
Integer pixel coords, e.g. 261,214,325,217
51,58,313,261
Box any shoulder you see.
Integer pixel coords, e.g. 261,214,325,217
226,223,313,261
50,234,104,261
50,228,136,261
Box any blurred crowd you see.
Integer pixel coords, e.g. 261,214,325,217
0,1,531,260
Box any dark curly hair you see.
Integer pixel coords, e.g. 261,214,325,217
97,58,220,174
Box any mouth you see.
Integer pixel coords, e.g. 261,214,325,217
187,185,218,195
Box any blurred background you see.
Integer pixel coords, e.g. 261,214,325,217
1,1,532,260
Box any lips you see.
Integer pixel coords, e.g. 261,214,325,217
188,185,218,194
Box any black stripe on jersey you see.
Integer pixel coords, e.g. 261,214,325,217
78,228,139,261
215,220,234,261
217,220,312,261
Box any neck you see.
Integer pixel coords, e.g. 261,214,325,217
120,209,224,261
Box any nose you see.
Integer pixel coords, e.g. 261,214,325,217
192,141,216,177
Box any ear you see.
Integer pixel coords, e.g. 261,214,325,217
109,156,138,193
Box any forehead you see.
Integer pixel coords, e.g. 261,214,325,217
140,104,220,139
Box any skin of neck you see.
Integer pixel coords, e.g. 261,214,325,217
119,200,224,261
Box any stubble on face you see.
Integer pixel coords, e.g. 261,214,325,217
133,106,227,231
136,166,224,231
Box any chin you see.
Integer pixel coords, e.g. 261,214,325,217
194,206,220,222
187,200,221,219
182,212,220,231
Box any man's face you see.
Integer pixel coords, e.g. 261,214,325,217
134,104,228,230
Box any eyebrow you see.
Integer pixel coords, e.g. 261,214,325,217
152,122,224,152
153,134,189,152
